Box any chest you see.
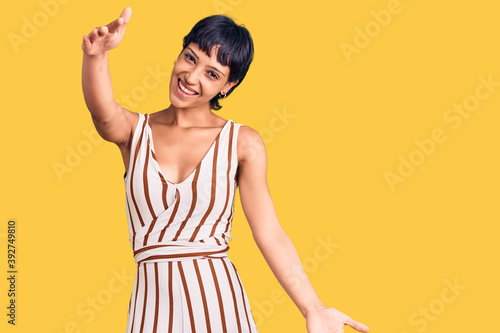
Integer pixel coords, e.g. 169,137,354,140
146,116,244,187
150,125,224,184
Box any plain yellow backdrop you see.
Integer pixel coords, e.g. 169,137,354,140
1,0,499,332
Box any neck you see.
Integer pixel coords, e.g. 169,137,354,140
161,103,216,127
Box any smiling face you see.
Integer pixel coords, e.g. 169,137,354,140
169,42,239,110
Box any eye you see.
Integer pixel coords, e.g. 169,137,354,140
208,72,219,80
184,53,194,62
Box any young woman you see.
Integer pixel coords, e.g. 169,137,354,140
81,7,370,333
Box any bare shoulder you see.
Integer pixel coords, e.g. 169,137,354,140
237,125,267,165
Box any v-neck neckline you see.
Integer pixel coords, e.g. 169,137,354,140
146,114,231,186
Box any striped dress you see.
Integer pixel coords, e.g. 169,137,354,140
123,113,259,332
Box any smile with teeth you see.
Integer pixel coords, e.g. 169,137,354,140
178,79,198,95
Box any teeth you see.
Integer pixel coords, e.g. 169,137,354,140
179,80,197,95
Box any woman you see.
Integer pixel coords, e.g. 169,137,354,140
81,7,369,333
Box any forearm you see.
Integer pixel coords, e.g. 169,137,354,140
81,51,117,121
255,229,325,317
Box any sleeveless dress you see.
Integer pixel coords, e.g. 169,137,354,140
123,113,259,333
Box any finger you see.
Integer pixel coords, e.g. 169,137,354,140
82,35,91,49
106,18,121,34
108,7,132,33
98,25,109,35
119,6,132,26
89,28,99,43
345,317,370,333
91,27,102,41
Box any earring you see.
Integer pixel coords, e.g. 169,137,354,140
220,91,227,98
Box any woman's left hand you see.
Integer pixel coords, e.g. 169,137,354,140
305,307,370,333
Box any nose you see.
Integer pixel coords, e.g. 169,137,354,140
184,66,203,86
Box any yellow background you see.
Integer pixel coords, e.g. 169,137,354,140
1,0,499,332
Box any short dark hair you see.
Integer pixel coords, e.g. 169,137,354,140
182,15,254,110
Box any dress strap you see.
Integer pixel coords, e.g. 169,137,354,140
123,113,147,179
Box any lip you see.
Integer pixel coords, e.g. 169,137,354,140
177,78,198,98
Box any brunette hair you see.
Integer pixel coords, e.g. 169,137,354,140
182,15,254,110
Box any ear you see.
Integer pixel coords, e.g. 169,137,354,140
223,79,239,93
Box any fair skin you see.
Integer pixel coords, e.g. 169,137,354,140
81,7,370,333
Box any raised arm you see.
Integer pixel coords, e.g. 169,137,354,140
237,126,370,333
81,6,137,147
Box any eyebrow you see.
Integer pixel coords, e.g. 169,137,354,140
186,46,226,77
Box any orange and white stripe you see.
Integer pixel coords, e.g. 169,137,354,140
123,113,258,332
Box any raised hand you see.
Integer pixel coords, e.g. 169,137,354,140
305,307,370,333
81,7,132,55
